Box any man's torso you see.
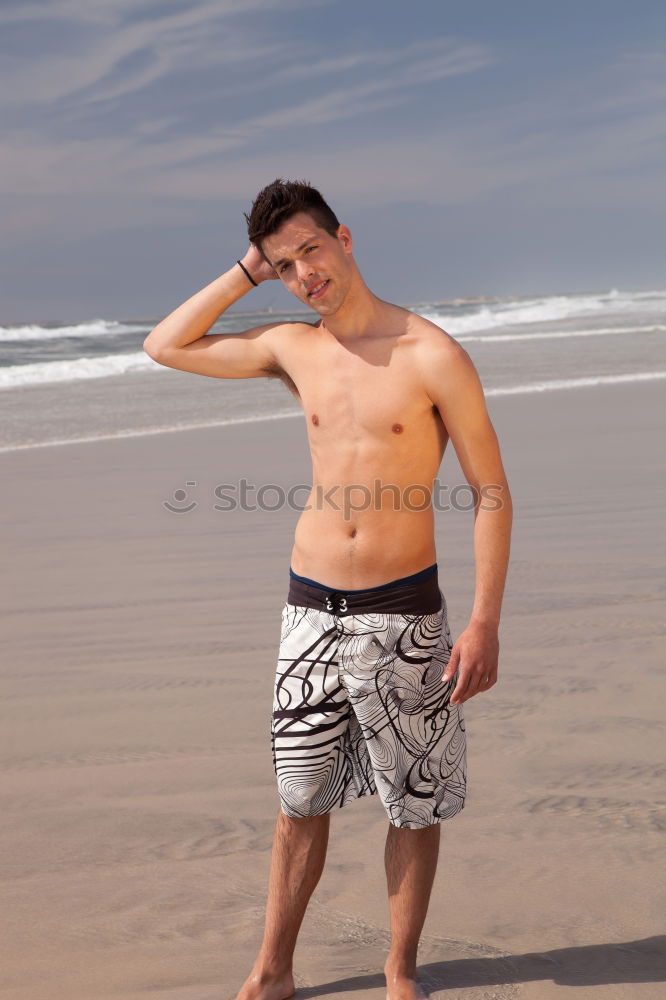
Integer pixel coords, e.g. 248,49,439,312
270,303,451,590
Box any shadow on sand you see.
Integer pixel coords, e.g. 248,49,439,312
295,935,666,997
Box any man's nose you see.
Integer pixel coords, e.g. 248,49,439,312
295,257,314,281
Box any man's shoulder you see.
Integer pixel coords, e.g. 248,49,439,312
390,308,480,406
266,317,321,335
262,316,320,352
395,306,465,359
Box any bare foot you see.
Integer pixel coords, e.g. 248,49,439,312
233,967,295,1000
385,966,427,1000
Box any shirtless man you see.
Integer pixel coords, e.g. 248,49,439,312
143,179,512,1000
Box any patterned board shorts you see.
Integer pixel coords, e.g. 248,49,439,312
271,563,467,829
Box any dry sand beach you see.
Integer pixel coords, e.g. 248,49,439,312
1,380,665,999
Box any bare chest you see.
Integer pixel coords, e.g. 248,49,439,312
284,329,443,448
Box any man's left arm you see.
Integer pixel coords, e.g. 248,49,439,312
419,331,513,705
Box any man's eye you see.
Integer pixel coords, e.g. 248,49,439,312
280,262,291,273
306,245,318,252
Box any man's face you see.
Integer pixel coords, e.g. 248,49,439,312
262,211,353,315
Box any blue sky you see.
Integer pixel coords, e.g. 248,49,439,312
2,0,665,323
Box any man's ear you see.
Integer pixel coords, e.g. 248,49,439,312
337,224,353,253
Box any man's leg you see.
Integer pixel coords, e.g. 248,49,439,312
235,810,330,1000
383,821,441,1000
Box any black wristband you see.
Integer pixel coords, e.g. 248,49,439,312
237,259,258,287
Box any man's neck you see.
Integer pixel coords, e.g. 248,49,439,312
320,277,387,341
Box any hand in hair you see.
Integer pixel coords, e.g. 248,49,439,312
239,244,279,284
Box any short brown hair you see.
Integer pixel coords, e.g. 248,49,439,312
244,178,340,257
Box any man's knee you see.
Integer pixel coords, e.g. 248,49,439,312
278,808,330,825
275,766,336,817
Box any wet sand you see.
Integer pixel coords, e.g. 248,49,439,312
1,380,664,999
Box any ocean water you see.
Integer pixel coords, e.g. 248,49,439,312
1,288,664,451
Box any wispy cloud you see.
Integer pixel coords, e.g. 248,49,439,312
205,39,492,144
5,35,664,212
2,4,665,319
1,31,494,194
0,0,326,26
0,1,308,109
274,36,490,83
1,7,665,249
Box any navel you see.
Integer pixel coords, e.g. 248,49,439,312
391,423,404,434
311,413,319,426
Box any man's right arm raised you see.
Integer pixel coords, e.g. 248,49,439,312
143,248,282,380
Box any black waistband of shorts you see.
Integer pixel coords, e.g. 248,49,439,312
287,563,441,616
289,562,437,592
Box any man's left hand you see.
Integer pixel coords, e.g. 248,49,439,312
442,621,499,705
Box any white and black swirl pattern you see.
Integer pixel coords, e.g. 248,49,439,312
271,590,467,829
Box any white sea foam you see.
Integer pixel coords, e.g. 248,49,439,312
1,370,662,453
3,288,665,345
0,319,143,341
0,351,156,388
457,324,666,344
418,288,666,334
1,323,663,390
486,371,666,395
0,409,302,453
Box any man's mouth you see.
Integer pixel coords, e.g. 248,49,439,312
307,280,329,300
